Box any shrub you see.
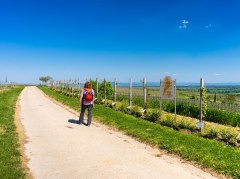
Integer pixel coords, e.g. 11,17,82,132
162,114,175,127
206,128,218,139
131,106,143,118
177,117,194,131
219,129,235,142
144,110,160,123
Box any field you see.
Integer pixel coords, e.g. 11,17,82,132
0,84,12,93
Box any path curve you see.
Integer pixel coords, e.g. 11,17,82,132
19,86,218,179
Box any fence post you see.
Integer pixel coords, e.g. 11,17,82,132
59,80,62,92
96,78,98,100
104,78,106,104
143,77,147,109
129,78,132,108
160,79,162,120
77,79,80,97
174,79,177,124
63,80,65,93
68,80,70,96
114,78,117,103
199,78,204,132
72,79,74,97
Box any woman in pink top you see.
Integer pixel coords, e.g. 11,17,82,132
79,81,94,126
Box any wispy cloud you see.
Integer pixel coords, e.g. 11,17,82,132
214,73,221,76
179,20,189,29
205,24,212,29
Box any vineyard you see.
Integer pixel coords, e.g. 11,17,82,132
47,78,240,147
0,83,12,92
48,79,240,112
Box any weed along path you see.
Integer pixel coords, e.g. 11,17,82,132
19,86,218,179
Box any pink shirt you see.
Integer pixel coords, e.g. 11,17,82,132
80,88,94,105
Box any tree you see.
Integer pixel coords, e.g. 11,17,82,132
90,80,98,92
99,80,113,98
213,93,217,102
39,76,52,85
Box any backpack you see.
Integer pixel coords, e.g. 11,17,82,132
83,88,93,102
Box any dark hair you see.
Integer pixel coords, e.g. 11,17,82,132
84,81,92,88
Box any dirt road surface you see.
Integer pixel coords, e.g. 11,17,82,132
18,86,218,179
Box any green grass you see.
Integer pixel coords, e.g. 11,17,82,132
39,86,240,178
0,87,25,178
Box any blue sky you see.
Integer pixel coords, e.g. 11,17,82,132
1,0,240,84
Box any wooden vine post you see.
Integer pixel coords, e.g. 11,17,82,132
77,78,80,97
114,78,117,103
143,77,147,110
159,79,162,120
199,78,207,133
104,78,106,104
96,78,98,100
129,78,132,108
174,79,177,123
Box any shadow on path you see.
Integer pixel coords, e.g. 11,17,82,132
68,119,79,124
68,119,87,126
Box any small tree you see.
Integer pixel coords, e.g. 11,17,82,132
39,76,52,85
99,80,113,98
90,80,98,92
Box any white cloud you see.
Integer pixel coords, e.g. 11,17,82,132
182,20,189,24
205,24,212,29
179,19,189,29
214,73,221,76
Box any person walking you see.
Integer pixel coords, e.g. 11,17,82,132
79,81,94,126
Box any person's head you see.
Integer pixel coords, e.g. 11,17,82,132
84,81,92,88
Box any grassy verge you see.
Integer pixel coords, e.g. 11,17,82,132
39,86,240,178
0,87,25,178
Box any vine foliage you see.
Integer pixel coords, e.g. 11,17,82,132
201,86,208,118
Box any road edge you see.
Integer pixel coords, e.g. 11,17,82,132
14,87,34,179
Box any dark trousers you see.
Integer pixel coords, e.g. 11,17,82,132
79,104,93,126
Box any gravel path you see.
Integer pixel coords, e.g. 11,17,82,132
19,86,218,179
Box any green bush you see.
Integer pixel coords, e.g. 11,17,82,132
99,80,114,98
177,117,195,131
206,128,218,139
144,110,160,123
131,106,143,118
